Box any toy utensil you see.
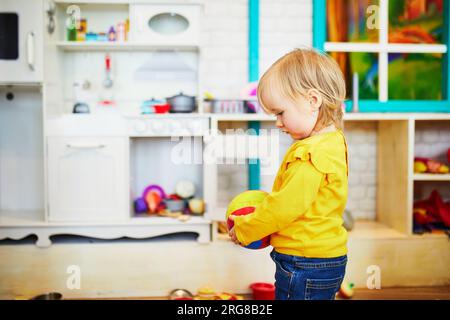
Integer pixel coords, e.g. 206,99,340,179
103,54,113,88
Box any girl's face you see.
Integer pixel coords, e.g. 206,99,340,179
262,88,320,140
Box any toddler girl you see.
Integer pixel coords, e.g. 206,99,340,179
229,48,348,300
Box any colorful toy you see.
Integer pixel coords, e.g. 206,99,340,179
414,190,450,233
337,281,354,299
134,198,148,213
176,180,196,199
414,157,449,174
226,190,271,250
249,282,275,300
142,184,166,200
214,292,243,300
188,198,205,215
145,191,161,213
194,287,216,300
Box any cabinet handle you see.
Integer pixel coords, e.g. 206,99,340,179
66,144,106,149
26,32,35,71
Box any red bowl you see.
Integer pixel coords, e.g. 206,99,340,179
249,282,275,300
154,103,171,114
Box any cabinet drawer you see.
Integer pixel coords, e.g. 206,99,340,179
47,137,128,222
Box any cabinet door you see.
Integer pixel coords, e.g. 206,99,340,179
47,137,128,222
0,0,43,83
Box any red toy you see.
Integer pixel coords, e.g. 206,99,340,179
414,190,450,228
249,283,275,300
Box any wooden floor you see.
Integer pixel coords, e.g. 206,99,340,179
338,286,450,300
90,287,450,300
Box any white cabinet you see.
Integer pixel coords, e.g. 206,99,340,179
0,0,44,83
129,4,201,46
47,137,128,222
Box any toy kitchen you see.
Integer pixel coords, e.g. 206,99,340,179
0,0,266,247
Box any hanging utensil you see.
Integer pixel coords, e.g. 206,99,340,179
103,54,113,88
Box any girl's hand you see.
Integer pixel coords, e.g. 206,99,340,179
227,215,241,245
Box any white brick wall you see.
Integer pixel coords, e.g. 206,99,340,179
201,0,249,99
201,0,313,99
415,122,450,164
260,0,313,74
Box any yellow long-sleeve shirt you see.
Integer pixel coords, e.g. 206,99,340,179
234,130,349,258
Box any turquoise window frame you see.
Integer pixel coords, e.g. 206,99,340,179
248,0,260,190
313,0,450,113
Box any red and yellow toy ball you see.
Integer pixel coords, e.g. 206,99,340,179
226,190,270,250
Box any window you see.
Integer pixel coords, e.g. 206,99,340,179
313,0,449,112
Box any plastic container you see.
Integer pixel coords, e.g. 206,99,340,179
249,283,275,300
164,199,186,212
212,100,244,114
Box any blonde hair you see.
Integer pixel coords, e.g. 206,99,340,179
257,48,346,130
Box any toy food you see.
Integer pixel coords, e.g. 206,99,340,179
134,198,148,213
214,293,243,300
188,198,205,215
226,190,271,250
142,184,166,200
145,191,161,214
337,281,354,299
414,157,449,174
195,287,216,300
175,180,196,199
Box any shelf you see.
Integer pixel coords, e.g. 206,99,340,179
0,211,46,227
344,113,450,121
414,174,450,181
0,210,210,227
210,114,276,122
346,221,408,239
211,113,450,122
56,41,199,52
130,215,210,225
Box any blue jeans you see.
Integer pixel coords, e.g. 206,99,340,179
270,250,347,300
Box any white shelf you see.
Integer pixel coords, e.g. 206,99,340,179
0,210,46,227
0,210,210,227
54,0,205,4
56,41,199,52
344,113,450,121
413,174,450,181
130,215,210,225
210,113,450,122
325,42,447,54
210,114,276,122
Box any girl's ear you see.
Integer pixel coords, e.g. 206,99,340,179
307,89,323,114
